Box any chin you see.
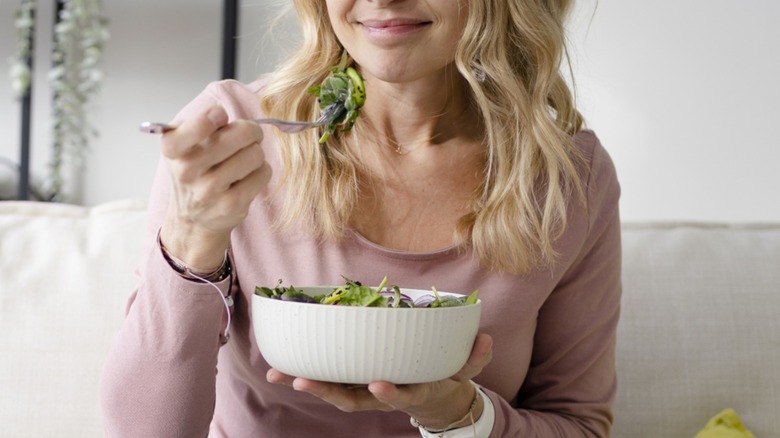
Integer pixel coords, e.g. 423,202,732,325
363,58,450,85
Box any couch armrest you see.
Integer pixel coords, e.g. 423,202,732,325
0,199,147,437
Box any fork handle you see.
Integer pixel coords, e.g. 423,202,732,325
139,118,323,135
139,122,174,134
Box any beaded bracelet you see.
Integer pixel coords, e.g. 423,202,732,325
157,231,231,283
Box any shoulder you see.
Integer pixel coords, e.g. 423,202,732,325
199,78,270,121
170,78,269,124
203,77,269,97
573,129,612,172
573,129,619,192
572,129,621,229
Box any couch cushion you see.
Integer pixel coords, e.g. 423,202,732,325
614,223,780,437
0,199,146,438
2,201,778,437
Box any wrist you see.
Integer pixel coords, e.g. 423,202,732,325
160,220,231,272
157,229,232,283
411,382,495,438
410,381,482,432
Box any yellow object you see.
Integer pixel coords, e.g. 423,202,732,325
694,409,756,438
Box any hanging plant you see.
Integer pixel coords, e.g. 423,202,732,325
8,0,35,99
49,0,110,200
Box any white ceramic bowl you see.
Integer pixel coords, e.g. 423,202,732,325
252,287,481,384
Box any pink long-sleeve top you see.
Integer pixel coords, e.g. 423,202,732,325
100,80,622,437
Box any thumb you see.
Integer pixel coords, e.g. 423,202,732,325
454,333,493,382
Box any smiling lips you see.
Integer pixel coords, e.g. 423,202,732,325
360,18,432,36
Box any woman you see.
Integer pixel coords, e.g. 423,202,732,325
101,0,621,436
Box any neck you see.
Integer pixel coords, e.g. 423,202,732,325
358,103,472,155
357,72,475,155
364,106,472,156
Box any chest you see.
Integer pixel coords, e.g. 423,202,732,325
351,172,478,252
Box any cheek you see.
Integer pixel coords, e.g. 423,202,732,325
454,1,469,35
324,2,354,45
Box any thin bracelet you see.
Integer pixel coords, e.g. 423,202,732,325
410,382,480,433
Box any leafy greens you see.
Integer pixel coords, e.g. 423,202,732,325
255,276,479,308
307,51,366,143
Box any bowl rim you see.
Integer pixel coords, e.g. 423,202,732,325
252,285,482,309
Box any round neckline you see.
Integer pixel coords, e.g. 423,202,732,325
346,227,460,261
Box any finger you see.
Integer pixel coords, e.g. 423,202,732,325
208,137,266,188
227,161,272,204
169,122,264,187
453,333,493,381
266,368,295,387
199,146,270,205
200,120,265,168
292,378,393,413
367,381,410,408
161,105,229,159
203,165,270,219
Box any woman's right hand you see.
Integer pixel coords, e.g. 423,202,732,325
159,105,271,272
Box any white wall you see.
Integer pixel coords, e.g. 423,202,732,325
570,1,780,222
1,1,778,222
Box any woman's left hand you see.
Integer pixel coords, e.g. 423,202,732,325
266,333,494,429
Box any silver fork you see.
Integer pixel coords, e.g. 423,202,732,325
139,114,330,135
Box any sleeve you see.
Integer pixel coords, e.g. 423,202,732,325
99,82,240,438
490,133,622,437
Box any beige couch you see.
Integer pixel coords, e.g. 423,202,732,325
1,199,778,437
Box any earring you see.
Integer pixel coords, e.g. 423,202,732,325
471,65,486,83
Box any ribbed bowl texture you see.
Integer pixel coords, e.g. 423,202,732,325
252,287,481,384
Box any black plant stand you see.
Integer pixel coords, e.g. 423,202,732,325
222,0,239,80
16,6,35,201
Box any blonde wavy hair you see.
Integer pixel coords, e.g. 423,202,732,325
260,0,585,274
